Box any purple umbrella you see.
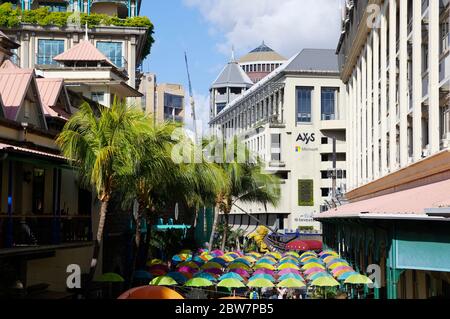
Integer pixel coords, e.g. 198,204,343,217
278,268,301,276
211,249,224,256
254,269,275,276
178,266,197,274
203,268,223,275
230,268,250,278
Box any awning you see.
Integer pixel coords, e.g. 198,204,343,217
0,143,66,162
315,178,450,221
286,240,323,251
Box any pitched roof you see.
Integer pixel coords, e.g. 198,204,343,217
239,43,286,63
0,30,20,49
53,40,113,65
0,59,19,70
211,61,253,89
36,78,71,120
284,49,339,73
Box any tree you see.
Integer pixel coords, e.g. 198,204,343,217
56,100,150,287
208,137,281,250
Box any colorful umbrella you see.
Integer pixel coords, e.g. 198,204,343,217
118,286,184,299
278,263,300,270
232,258,252,266
209,257,228,266
278,273,304,282
211,249,224,256
331,266,354,274
301,257,324,264
284,251,300,258
193,256,206,265
203,268,223,276
219,272,245,282
337,271,358,281
97,272,124,282
267,252,282,260
247,278,274,288
327,259,348,266
225,252,240,259
302,263,325,270
279,257,299,264
324,256,340,264
254,263,275,270
303,267,326,275
333,269,355,278
178,271,194,279
149,276,178,286
217,278,246,289
166,272,188,284
133,270,153,280
277,268,301,276
256,258,276,265
300,251,317,258
244,256,257,263
249,274,276,282
201,262,223,270
177,261,199,269
344,274,373,285
193,272,217,282
277,278,306,288
318,250,338,256
254,269,275,276
228,263,251,271
230,268,250,278
310,276,340,287
308,272,332,281
185,278,214,287
178,266,198,274
328,262,349,270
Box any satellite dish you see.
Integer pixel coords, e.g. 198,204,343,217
175,203,179,221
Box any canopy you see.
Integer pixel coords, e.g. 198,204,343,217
149,276,178,286
118,286,184,299
185,278,214,287
277,278,306,288
96,272,124,283
247,278,274,288
217,278,246,289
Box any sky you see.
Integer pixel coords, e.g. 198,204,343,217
141,0,343,133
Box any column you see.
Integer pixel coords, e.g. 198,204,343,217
412,0,423,161
399,0,408,167
362,52,367,184
373,26,380,179
428,0,440,154
380,4,388,175
389,0,397,171
357,63,362,185
367,38,373,182
347,82,353,189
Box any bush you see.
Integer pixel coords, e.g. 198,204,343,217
0,4,155,59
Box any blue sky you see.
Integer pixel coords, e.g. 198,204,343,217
140,0,342,133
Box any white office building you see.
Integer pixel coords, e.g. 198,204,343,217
209,49,348,233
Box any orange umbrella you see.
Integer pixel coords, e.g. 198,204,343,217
117,286,184,299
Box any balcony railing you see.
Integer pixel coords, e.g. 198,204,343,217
0,215,92,249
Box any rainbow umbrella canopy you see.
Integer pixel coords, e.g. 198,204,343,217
308,272,332,281
300,251,317,258
211,249,224,257
178,266,198,274
247,278,274,288
203,268,223,276
250,274,276,282
185,278,214,288
209,257,228,267
302,262,325,271
284,251,300,258
254,269,275,276
177,261,199,269
327,259,348,267
232,258,252,267
256,258,277,265
219,272,245,282
333,269,355,278
150,276,178,286
277,278,306,288
344,274,373,285
217,278,246,289
225,252,240,259
328,262,349,270
331,266,354,274
172,254,192,263
310,276,340,287
193,272,217,282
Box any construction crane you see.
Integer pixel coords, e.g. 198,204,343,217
184,52,198,140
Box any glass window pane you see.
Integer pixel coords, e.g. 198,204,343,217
296,87,313,122
96,41,123,67
321,88,338,120
37,39,65,65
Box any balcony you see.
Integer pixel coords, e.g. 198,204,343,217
91,0,130,18
0,215,92,250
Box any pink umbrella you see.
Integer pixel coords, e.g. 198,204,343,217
178,266,197,274
211,250,224,256
278,268,301,276
203,268,223,275
254,269,275,276
331,266,354,274
303,267,326,275
230,268,250,278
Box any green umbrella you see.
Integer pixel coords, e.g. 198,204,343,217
217,278,246,289
310,276,340,287
97,272,125,282
185,278,214,287
247,278,274,288
344,274,373,285
149,276,178,286
276,278,306,288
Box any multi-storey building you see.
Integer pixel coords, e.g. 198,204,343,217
139,73,185,123
210,49,347,234
316,0,450,299
0,0,148,95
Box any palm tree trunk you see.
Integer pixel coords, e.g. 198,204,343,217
128,212,142,288
208,207,219,249
220,213,229,251
85,199,108,295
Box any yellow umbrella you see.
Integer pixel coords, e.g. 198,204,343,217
324,256,339,264
254,263,275,271
302,263,325,270
244,256,257,263
277,263,300,270
300,256,318,263
300,251,317,258
285,251,300,258
221,255,234,262
201,262,223,270
344,274,373,285
248,252,262,258
277,278,306,288
147,259,164,266
247,278,274,288
310,276,340,287
333,269,354,278
267,252,281,260
328,262,349,270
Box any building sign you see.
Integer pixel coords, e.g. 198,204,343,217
298,179,314,206
296,133,316,144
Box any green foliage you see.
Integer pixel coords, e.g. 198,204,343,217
0,4,155,59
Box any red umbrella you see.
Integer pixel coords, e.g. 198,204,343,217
118,286,184,299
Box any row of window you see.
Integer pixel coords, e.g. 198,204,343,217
296,87,339,123
241,63,283,74
36,39,123,67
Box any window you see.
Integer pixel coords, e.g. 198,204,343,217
164,93,183,109
296,87,313,122
298,179,314,206
91,92,105,104
216,103,226,114
41,2,67,12
321,88,338,120
321,188,330,197
321,137,329,144
96,41,123,67
271,134,281,161
38,39,64,65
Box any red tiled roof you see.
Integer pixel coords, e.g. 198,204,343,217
53,40,112,65
36,78,71,119
0,68,34,120
315,178,450,219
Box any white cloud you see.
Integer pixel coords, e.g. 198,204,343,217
183,0,342,58
184,91,212,137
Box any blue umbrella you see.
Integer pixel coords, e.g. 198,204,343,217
301,258,324,265
327,258,347,266
278,258,299,265
193,272,217,282
193,256,206,265
338,271,359,281
309,272,332,281
232,258,251,266
278,273,304,282
256,258,276,265
249,274,276,282
218,272,245,282
166,272,188,284
133,270,153,280
210,257,227,266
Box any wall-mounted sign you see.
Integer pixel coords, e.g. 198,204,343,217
296,133,316,144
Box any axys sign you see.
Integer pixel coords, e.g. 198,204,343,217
296,133,316,144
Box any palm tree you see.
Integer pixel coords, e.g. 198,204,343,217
208,137,281,251
56,100,150,286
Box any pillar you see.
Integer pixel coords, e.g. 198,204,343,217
357,63,362,185
388,0,397,171
367,37,373,181
373,26,380,179
380,5,388,175
362,52,367,184
428,0,440,154
399,0,408,167
412,0,423,161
